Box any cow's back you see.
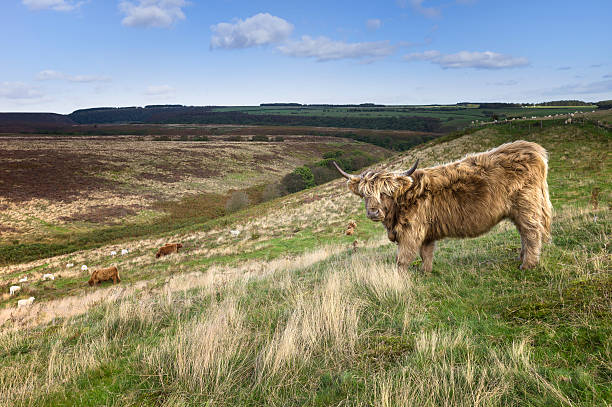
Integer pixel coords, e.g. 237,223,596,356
419,141,548,240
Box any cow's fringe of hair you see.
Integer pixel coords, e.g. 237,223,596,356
348,171,412,203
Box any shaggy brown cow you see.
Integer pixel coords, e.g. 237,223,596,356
156,243,183,258
334,140,552,272
88,266,120,286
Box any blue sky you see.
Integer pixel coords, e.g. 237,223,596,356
1,0,611,113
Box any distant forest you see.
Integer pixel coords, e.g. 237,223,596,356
68,106,443,132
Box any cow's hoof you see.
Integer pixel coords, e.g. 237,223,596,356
519,262,536,270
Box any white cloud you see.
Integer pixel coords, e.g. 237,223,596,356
210,13,293,49
404,50,529,69
145,85,175,95
397,0,441,18
36,70,110,82
278,36,395,62
366,19,382,30
119,0,188,28
22,0,83,11
0,82,43,99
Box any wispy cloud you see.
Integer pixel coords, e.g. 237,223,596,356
119,0,188,28
22,0,84,12
545,79,612,95
366,19,382,30
144,85,175,95
36,70,110,83
603,73,612,79
404,50,529,69
210,13,293,49
397,0,441,18
489,79,518,86
0,82,43,99
278,36,395,62
557,66,571,70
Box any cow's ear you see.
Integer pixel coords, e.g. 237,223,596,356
394,175,415,198
347,179,361,196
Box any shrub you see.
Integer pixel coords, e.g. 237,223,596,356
251,135,269,142
153,135,171,141
273,136,284,142
225,191,250,213
293,166,315,188
227,135,242,141
281,173,307,194
193,136,209,141
311,166,337,185
262,183,282,202
323,150,343,159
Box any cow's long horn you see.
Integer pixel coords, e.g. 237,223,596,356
401,159,419,177
333,162,358,180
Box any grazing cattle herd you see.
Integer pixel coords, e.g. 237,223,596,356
7,242,185,307
6,141,554,308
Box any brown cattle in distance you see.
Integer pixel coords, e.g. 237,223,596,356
156,243,183,258
88,266,120,286
334,140,552,272
345,220,357,235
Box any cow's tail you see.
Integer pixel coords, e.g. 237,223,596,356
541,179,552,242
538,148,553,243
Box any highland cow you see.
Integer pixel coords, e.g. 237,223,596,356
334,140,552,272
88,266,120,286
156,243,183,258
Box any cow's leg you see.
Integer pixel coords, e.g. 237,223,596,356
397,240,419,273
112,275,118,284
513,216,542,269
419,241,435,273
512,192,544,269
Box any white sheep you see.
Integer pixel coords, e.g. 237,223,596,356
110,250,117,256
66,263,74,268
9,286,21,296
121,249,129,255
230,229,241,237
18,277,27,283
81,265,88,271
17,297,35,308
42,273,55,281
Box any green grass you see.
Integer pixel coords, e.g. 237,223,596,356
209,105,597,130
1,122,610,406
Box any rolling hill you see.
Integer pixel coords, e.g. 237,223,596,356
0,121,609,406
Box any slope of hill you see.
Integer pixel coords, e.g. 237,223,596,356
0,134,391,265
0,122,609,406
0,113,75,132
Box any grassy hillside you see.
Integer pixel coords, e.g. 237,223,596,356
0,134,391,265
0,122,609,406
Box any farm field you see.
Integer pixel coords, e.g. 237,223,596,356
210,104,598,130
0,133,392,265
0,121,609,406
